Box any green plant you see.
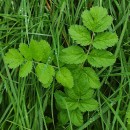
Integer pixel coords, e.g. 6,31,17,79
4,6,118,128
54,6,118,127
126,102,130,125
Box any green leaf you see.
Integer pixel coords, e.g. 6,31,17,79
71,68,91,96
4,49,24,68
65,88,94,100
54,90,67,110
64,88,79,99
29,40,42,61
78,99,98,112
58,110,69,125
65,98,78,110
29,40,52,62
19,43,32,60
82,67,101,89
59,46,87,64
56,67,74,88
40,40,52,63
93,32,118,49
69,25,91,46
35,63,55,88
19,61,33,77
55,91,78,111
90,6,108,21
81,6,113,32
87,49,116,67
71,67,100,90
70,109,83,126
80,89,94,100
64,88,97,112
43,77,54,88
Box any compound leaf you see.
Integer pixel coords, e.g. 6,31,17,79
19,61,33,77
19,43,32,60
87,49,116,67
93,32,118,49
70,109,83,126
82,6,113,32
56,67,74,88
35,63,55,88
78,99,98,112
69,25,91,46
4,49,24,68
59,46,87,64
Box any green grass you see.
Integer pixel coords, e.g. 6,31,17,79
0,0,130,130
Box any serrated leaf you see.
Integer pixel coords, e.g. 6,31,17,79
35,63,55,88
71,67,100,91
87,49,116,67
43,77,53,88
64,88,97,112
64,88,79,99
55,91,78,111
82,6,113,32
69,25,91,46
54,90,67,110
58,110,69,125
64,88,94,100
78,99,98,112
4,49,24,68
83,67,101,89
56,67,74,88
19,61,33,77
59,46,87,64
40,40,52,63
90,6,108,21
71,69,91,96
65,98,78,110
29,40,42,61
93,32,118,49
29,40,52,62
70,109,83,126
19,43,32,60
80,89,94,99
